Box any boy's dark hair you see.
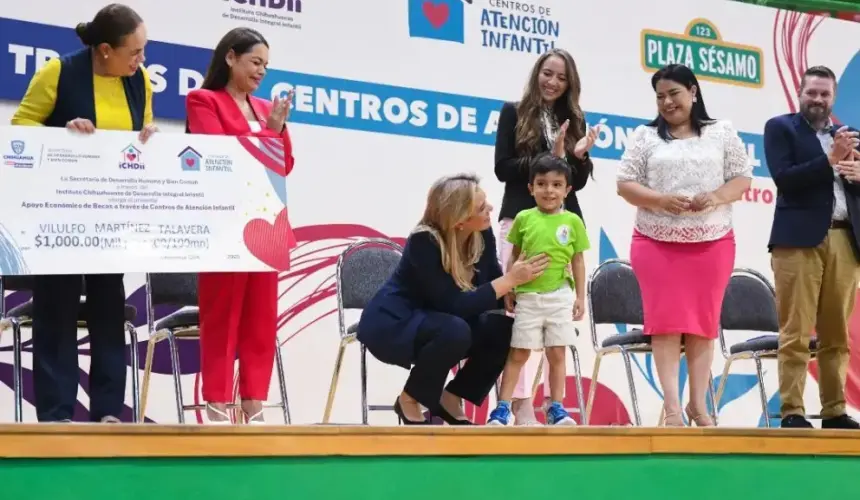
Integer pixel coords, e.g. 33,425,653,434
529,153,571,184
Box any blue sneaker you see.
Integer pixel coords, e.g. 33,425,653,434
487,404,513,426
546,402,576,426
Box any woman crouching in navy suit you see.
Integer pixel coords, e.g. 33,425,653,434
358,174,548,425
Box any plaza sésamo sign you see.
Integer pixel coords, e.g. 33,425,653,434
640,18,764,88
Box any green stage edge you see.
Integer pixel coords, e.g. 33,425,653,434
1,455,860,499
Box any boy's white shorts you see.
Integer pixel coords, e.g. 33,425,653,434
511,285,576,350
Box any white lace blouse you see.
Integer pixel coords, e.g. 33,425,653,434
616,120,753,243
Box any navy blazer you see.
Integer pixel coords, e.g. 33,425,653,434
357,228,504,369
763,113,860,257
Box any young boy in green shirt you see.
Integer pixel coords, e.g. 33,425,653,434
488,154,590,426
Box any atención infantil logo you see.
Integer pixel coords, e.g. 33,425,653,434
407,0,559,55
178,146,202,172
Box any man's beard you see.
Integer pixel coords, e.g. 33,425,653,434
801,103,831,124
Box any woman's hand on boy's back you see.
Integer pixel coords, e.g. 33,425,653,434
504,293,516,313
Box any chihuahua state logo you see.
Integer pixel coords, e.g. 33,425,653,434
3,140,35,168
555,224,571,245
641,18,764,88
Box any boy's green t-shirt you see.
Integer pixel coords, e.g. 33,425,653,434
507,207,590,294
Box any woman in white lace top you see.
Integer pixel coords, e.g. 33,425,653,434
616,64,753,427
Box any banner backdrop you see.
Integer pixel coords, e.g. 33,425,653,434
0,0,859,426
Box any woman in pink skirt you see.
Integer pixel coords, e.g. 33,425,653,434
616,64,752,426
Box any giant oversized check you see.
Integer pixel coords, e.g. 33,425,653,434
0,126,290,275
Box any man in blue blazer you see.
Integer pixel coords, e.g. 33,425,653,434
765,66,860,429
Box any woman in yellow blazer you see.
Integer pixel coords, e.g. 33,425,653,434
11,3,157,423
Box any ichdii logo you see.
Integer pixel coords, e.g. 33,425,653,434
119,144,145,170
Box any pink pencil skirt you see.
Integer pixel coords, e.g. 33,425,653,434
629,230,735,339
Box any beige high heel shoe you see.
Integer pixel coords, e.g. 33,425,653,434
662,409,685,427
685,405,715,427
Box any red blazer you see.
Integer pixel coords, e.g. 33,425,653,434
185,88,295,176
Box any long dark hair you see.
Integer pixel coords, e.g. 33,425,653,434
515,49,587,176
74,3,142,48
200,27,269,91
647,64,715,141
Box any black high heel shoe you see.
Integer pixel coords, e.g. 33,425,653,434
432,405,473,426
393,397,430,425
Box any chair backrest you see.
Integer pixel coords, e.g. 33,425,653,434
1,276,86,293
147,273,198,307
720,269,779,333
1,276,37,292
587,259,644,326
337,239,403,311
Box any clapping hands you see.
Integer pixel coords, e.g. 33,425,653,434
266,89,294,132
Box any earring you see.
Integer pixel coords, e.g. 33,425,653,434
693,97,698,102
103,54,108,59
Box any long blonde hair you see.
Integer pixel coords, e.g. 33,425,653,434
414,174,484,291
515,49,586,158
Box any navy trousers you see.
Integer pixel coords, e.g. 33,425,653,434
31,274,127,422
403,310,512,412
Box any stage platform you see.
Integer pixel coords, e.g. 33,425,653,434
1,425,859,499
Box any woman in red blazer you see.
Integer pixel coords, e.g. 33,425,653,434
185,27,295,424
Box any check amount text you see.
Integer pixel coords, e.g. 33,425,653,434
32,234,210,251
30,222,213,252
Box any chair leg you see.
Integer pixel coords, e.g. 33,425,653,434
714,356,736,410
360,342,369,425
139,334,159,422
620,350,642,426
11,319,22,423
584,350,605,423
165,330,186,424
569,346,586,425
707,373,718,425
753,354,771,428
322,338,349,424
126,322,140,423
273,338,291,424
531,356,544,399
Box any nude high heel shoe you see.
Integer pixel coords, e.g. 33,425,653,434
685,405,715,427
